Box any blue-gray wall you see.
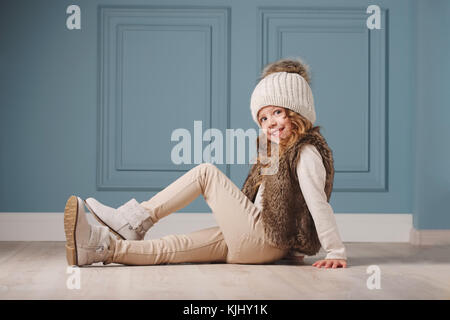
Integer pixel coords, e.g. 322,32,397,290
0,0,447,230
413,0,450,229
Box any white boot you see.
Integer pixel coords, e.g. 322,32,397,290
64,195,114,266
84,197,154,240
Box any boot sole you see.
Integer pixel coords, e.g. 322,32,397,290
64,195,78,266
84,200,125,241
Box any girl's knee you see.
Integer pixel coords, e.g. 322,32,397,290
196,163,220,181
198,162,217,171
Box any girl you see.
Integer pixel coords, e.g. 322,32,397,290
63,58,347,269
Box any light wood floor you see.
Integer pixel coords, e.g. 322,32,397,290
0,241,449,299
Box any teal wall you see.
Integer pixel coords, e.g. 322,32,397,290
0,0,447,230
413,0,450,229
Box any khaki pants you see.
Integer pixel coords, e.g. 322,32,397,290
109,163,288,265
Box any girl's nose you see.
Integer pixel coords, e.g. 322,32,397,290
268,117,277,127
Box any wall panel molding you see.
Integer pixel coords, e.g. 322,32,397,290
258,7,388,191
98,6,230,190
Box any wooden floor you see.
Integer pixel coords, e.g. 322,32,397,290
0,241,449,300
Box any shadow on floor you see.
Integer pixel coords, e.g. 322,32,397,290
275,244,450,267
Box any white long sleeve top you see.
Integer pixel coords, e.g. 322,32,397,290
253,144,347,260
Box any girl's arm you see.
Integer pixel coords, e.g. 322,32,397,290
296,145,347,261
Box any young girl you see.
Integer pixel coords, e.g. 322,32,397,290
63,58,347,269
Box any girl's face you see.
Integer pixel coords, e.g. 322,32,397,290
257,105,293,143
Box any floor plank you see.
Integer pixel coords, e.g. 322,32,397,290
0,242,449,299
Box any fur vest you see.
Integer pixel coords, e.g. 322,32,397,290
240,126,335,255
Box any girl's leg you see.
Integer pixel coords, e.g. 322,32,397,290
107,163,287,265
109,226,228,265
140,163,260,254
136,163,287,263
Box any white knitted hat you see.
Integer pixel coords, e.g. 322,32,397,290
250,71,316,127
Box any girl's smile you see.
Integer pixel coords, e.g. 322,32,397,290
270,127,284,137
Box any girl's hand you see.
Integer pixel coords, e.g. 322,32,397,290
312,259,347,269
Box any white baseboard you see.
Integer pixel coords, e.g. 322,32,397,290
0,212,418,243
0,212,218,241
334,213,413,242
409,228,450,245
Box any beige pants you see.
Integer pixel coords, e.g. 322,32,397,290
109,163,289,265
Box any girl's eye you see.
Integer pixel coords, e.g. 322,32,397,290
260,110,281,122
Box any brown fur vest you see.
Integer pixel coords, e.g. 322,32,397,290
241,126,335,255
